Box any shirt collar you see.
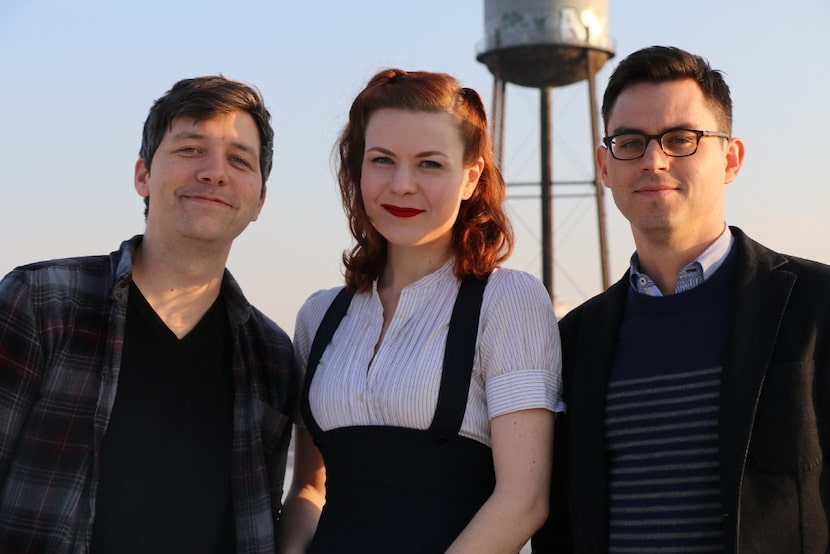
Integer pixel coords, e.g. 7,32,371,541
629,225,734,296
115,234,251,325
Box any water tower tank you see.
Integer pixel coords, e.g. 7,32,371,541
477,0,615,88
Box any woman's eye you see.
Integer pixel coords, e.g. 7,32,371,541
420,160,441,169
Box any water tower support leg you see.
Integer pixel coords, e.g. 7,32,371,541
540,86,554,300
587,53,611,289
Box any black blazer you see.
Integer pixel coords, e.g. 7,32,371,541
533,227,830,553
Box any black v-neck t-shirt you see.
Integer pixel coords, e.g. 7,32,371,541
91,283,235,553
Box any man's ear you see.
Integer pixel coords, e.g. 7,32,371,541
724,137,745,185
596,145,611,189
135,158,150,198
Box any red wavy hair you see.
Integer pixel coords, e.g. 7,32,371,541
337,69,514,291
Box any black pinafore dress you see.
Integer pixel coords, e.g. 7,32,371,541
301,277,495,553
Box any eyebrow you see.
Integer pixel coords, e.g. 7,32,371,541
609,123,698,136
365,146,450,158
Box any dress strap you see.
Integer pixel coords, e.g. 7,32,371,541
428,275,489,440
301,287,354,438
302,275,489,441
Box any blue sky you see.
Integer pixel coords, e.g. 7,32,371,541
1,0,828,334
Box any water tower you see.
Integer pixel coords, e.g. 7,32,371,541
477,0,615,299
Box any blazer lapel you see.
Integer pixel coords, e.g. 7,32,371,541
719,227,795,551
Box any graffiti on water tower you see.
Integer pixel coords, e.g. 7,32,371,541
497,6,605,45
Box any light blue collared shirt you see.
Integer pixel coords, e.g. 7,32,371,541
629,226,735,296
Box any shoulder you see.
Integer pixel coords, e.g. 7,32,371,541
780,254,830,288
293,286,350,355
10,235,141,290
296,286,349,329
732,227,830,286
0,255,118,351
11,236,139,288
219,268,293,353
481,267,556,333
245,305,293,350
485,267,550,304
558,274,629,334
219,269,293,355
14,253,112,278
767,251,830,316
3,254,115,304
770,235,830,279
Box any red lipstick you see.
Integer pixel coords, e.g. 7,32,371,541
382,204,423,218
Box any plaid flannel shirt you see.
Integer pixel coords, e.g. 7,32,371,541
0,236,296,553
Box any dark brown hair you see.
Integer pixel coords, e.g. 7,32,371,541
602,46,733,133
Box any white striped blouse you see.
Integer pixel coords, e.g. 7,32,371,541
293,260,564,447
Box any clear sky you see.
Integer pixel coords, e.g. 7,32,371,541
1,0,828,335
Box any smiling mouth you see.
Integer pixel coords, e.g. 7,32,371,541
382,204,423,218
633,177,678,194
634,184,677,195
183,194,231,207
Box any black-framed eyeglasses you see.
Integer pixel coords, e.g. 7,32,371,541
602,129,731,160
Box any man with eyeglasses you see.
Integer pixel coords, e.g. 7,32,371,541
533,46,830,553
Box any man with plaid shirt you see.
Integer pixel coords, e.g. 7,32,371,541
0,76,296,553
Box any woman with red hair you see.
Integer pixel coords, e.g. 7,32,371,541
279,69,563,553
